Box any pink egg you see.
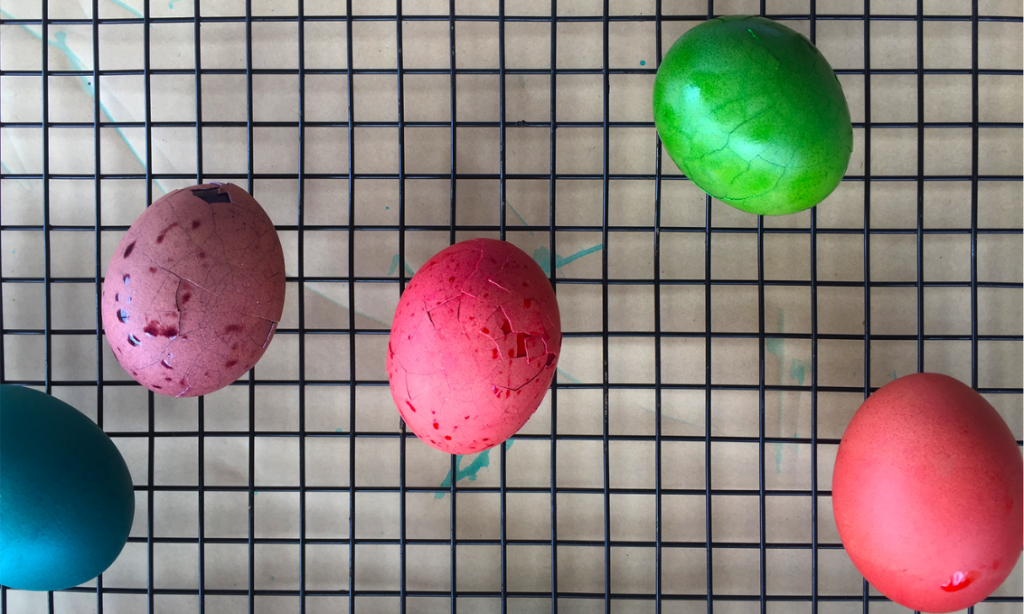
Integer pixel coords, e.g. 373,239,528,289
102,183,286,398
833,373,1023,613
386,238,561,454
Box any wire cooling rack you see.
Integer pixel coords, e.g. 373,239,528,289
1,0,1022,613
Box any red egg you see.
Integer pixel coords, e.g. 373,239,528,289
833,373,1023,613
386,238,561,454
102,183,286,398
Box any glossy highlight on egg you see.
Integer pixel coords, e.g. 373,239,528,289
102,183,286,397
0,385,135,591
653,15,853,215
832,373,1023,613
386,238,561,455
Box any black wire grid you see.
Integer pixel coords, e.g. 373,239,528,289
1,0,1022,612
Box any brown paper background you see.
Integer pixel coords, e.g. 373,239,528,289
1,0,1022,612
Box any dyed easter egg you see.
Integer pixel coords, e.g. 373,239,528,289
386,239,561,454
653,16,852,215
833,373,1023,613
102,183,286,397
0,385,135,591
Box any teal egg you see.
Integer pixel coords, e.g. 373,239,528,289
0,385,135,591
653,16,853,216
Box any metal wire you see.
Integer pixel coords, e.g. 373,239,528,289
0,1,1022,613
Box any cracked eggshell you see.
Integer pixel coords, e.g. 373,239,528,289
653,15,852,215
832,373,1023,613
101,183,286,397
386,238,561,455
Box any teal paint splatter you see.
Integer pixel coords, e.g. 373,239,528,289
506,201,534,235
1,11,163,194
556,367,581,384
765,311,800,474
554,243,603,268
51,32,89,76
789,359,809,386
640,60,646,66
435,439,515,499
387,254,416,277
106,0,143,18
168,0,184,9
50,30,151,172
531,244,604,276
765,311,786,474
892,369,898,381
386,240,602,281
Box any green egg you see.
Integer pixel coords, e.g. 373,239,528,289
0,385,135,591
653,16,853,216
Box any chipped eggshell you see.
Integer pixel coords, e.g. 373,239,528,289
386,238,561,454
101,183,286,397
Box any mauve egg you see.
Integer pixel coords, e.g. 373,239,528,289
386,238,561,454
833,373,1023,613
102,183,286,397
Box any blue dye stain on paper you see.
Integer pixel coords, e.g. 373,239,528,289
532,244,603,276
506,201,534,235
0,11,162,193
386,241,601,279
106,0,142,17
435,439,515,499
506,199,605,273
766,310,813,474
387,254,416,277
556,368,581,384
790,359,809,386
